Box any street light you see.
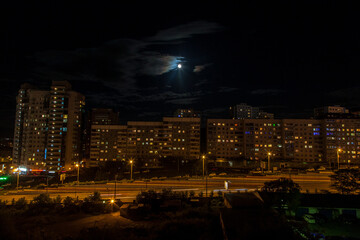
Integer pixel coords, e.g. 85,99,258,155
129,159,134,181
267,152,271,172
337,149,341,170
202,155,208,198
75,164,80,198
145,163,148,189
202,155,205,178
76,164,80,185
13,169,20,192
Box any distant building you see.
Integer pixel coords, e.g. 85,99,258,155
230,103,274,119
12,81,85,171
174,109,200,118
90,108,119,125
0,138,13,163
314,105,351,119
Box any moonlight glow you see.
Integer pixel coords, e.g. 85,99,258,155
177,64,182,69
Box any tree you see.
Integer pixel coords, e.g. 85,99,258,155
262,178,301,193
330,169,360,194
261,178,301,214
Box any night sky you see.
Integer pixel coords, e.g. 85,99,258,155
1,1,360,138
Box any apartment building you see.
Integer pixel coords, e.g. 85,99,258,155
206,118,360,165
89,117,201,167
12,81,85,171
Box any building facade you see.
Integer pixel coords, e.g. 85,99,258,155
12,81,85,171
89,117,201,167
230,103,274,119
207,118,360,165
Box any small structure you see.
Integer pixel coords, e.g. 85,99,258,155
220,192,296,240
295,194,360,220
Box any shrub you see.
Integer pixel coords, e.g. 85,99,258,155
189,191,195,198
14,197,27,209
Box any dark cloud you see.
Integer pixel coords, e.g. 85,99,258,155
28,21,222,103
193,63,212,73
251,89,285,96
194,79,208,87
166,97,199,105
147,21,223,42
218,87,239,93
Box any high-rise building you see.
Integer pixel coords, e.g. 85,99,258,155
174,109,200,118
83,108,119,166
89,117,201,167
322,118,360,166
12,81,85,171
230,103,274,119
206,118,360,165
89,125,127,167
90,108,119,125
314,105,350,119
13,84,49,168
163,117,201,160
207,119,243,159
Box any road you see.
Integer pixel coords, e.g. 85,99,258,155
0,173,333,202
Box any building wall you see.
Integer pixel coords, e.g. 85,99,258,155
206,118,360,165
89,117,201,167
323,119,360,167
13,84,34,166
90,125,127,167
207,119,243,159
12,81,85,171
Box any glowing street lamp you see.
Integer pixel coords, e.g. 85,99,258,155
13,168,20,191
202,155,208,198
129,159,134,181
267,152,272,172
337,149,341,170
76,164,80,185
202,155,206,178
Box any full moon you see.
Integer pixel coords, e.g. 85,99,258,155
177,64,182,69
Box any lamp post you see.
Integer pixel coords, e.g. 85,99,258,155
267,152,271,172
145,163,148,189
129,159,134,181
75,164,79,198
337,149,341,171
202,155,208,198
76,164,80,185
15,169,20,192
202,155,205,178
